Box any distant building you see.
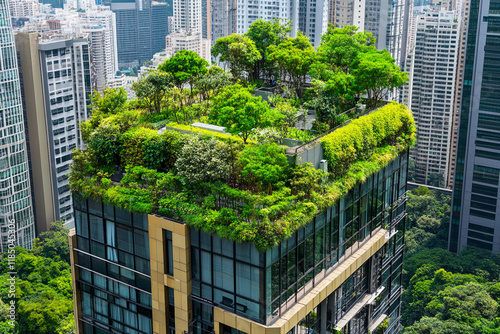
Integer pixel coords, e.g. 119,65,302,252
16,32,93,230
0,0,35,250
447,0,471,187
328,0,365,30
211,0,236,43
107,0,169,67
8,0,40,18
166,31,211,62
403,7,460,187
364,0,409,68
449,0,500,253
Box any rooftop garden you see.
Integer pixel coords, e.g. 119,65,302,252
70,22,415,250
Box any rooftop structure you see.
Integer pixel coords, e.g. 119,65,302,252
69,95,415,333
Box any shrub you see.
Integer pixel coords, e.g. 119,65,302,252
239,143,289,193
175,136,232,184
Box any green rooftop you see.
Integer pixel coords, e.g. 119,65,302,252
70,24,415,250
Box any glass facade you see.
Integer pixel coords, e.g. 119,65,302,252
449,0,500,253
71,150,408,334
73,194,153,334
191,151,408,333
0,0,35,250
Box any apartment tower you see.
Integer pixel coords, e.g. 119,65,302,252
449,0,500,253
16,32,93,230
404,8,460,187
0,0,35,250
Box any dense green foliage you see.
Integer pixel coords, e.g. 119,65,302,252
0,222,74,334
402,188,500,333
71,21,413,249
321,102,416,179
71,101,414,249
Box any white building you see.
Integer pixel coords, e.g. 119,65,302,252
403,8,460,186
16,32,93,229
329,0,365,30
168,0,211,60
8,0,40,17
80,7,119,91
232,0,329,48
174,0,202,34
165,31,211,62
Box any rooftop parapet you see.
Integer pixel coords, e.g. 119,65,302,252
70,99,415,250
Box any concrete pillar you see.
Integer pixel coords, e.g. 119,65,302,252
320,299,327,334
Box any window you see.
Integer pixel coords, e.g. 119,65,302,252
165,230,173,275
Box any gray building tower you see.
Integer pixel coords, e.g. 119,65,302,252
0,0,35,250
449,0,500,253
106,0,169,67
16,32,93,231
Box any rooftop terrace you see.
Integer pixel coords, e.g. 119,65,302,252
70,95,415,250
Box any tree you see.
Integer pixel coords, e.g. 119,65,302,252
209,84,273,143
352,50,408,108
174,136,232,184
194,66,233,103
132,70,174,113
239,143,289,193
87,119,121,169
212,34,261,80
32,221,70,264
274,101,299,139
316,26,376,74
90,87,128,115
158,50,209,105
268,32,316,98
245,18,292,81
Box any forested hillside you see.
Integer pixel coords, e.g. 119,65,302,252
0,222,75,334
402,187,500,333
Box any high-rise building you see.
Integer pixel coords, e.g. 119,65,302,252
403,8,460,187
447,0,471,187
16,32,93,231
0,0,35,250
297,0,330,48
364,0,409,68
328,0,365,30
202,0,211,39
234,0,329,48
173,0,202,34
449,0,500,253
81,6,119,91
8,0,40,18
211,0,236,43
68,103,412,334
107,0,169,67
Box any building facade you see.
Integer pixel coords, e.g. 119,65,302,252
0,0,35,250
447,0,471,188
449,0,500,253
211,0,237,44
16,32,92,230
81,6,119,91
328,0,365,30
8,0,40,18
364,0,409,68
403,9,460,187
69,150,408,334
107,0,169,67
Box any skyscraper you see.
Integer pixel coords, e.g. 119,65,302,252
234,0,329,48
328,0,366,30
447,0,471,187
16,32,93,231
364,0,409,68
68,102,412,334
449,0,500,253
0,0,35,250
107,0,169,67
403,8,460,187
